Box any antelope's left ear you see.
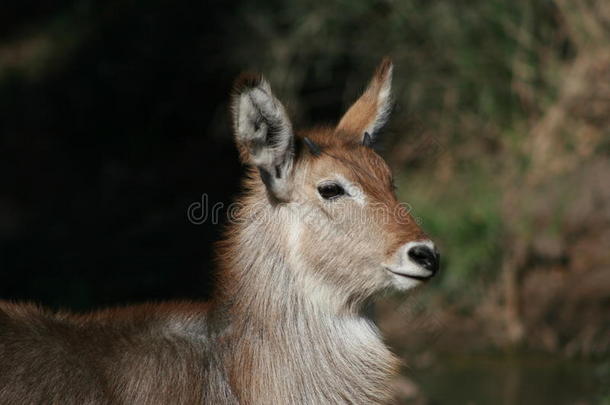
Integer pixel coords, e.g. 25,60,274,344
231,73,295,202
336,58,393,145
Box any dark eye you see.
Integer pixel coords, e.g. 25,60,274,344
317,183,345,200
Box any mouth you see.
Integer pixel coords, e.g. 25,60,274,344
385,267,433,282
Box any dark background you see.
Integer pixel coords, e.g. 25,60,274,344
1,1,248,309
1,1,609,403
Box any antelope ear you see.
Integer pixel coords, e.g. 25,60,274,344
336,58,393,144
231,73,295,201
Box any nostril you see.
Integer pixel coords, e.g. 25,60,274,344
408,245,440,274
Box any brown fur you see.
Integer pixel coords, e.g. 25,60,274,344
0,59,432,404
337,57,393,136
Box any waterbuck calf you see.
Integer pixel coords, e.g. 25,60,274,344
0,59,439,404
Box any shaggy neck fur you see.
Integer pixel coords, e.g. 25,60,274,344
212,180,399,404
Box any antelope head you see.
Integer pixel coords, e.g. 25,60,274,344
230,59,439,310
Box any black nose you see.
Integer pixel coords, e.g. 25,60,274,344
408,245,440,274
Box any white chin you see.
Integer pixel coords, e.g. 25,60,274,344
389,273,423,291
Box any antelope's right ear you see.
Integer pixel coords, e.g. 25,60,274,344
336,58,393,145
231,74,295,202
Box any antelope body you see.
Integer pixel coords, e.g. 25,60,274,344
0,59,439,404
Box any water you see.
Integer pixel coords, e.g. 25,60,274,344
403,353,609,405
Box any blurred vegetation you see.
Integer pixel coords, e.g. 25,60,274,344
1,0,609,362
